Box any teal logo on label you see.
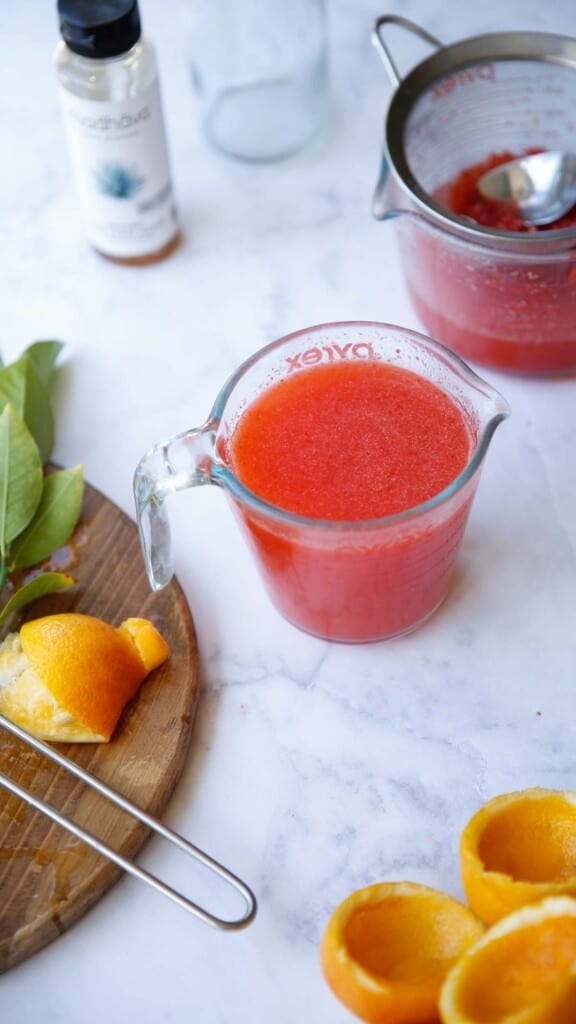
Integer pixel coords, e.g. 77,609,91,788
94,163,145,199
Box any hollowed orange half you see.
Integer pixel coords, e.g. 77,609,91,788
439,895,576,1024
460,788,576,924
321,880,485,1024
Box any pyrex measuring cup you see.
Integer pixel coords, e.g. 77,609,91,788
134,322,509,643
372,15,576,376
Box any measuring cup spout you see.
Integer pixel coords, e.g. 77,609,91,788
372,192,426,229
133,424,215,591
370,153,427,224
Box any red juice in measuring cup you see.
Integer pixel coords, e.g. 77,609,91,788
225,357,479,641
134,322,509,643
400,154,576,376
224,358,471,638
229,361,471,518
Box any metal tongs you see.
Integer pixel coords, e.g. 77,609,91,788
0,713,257,931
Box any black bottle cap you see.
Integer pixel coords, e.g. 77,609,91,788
58,0,141,59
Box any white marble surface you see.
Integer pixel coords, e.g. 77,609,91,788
3,0,576,1020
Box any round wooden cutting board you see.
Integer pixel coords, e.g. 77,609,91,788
0,475,200,973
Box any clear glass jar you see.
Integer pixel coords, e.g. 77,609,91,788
189,0,330,161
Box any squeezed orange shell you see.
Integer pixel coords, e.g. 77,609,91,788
19,613,169,741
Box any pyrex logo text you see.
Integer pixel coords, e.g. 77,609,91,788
432,64,495,98
285,341,375,371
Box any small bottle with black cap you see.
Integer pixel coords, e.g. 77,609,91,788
55,0,180,264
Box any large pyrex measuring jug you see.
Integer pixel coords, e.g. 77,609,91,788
372,15,576,376
134,322,509,644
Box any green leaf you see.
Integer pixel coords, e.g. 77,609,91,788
0,356,54,463
0,404,43,553
0,571,75,626
24,340,64,385
11,465,84,568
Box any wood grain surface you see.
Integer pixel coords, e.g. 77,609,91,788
0,475,200,973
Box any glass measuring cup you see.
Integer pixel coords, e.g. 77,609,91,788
372,16,576,376
134,322,509,643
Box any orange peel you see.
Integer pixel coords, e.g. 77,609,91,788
460,788,576,924
0,612,169,742
320,880,485,1024
439,895,576,1024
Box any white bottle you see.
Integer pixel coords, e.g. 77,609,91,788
54,0,179,265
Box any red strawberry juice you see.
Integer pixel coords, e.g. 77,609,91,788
402,152,576,376
224,357,478,641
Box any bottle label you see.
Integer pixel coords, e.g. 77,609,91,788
58,79,178,258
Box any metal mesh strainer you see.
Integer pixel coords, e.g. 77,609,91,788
373,15,576,248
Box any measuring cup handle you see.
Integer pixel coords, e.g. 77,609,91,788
133,426,214,591
371,14,443,86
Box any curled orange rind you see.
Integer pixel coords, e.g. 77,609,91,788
0,612,169,742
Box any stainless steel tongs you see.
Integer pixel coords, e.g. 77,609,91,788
0,713,257,931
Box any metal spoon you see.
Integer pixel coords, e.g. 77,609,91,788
477,151,576,226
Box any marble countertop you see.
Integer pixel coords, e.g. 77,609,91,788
3,0,576,1020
